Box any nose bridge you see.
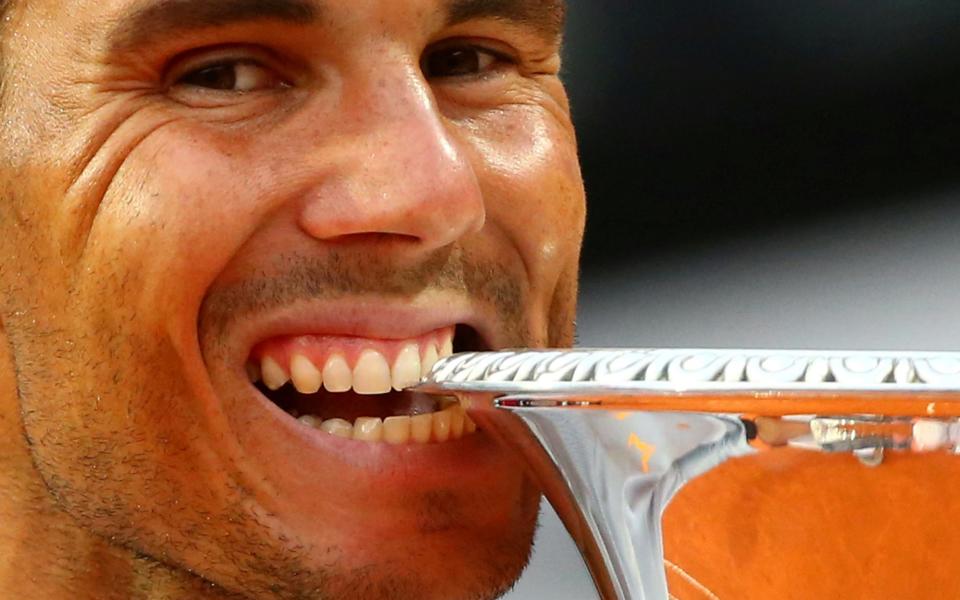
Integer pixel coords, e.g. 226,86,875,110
360,76,462,203
300,64,485,250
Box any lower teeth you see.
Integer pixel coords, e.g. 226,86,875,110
293,404,476,444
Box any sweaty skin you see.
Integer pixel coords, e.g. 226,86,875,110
0,0,585,599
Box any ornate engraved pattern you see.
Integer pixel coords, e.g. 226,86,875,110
424,349,960,392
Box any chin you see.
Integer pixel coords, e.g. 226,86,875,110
192,473,542,600
331,514,539,600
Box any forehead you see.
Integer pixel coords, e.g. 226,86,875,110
41,0,565,49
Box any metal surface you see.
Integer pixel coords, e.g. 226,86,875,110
414,348,960,600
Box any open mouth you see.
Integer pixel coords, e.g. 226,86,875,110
246,324,486,444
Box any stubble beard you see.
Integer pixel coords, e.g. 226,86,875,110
8,247,547,600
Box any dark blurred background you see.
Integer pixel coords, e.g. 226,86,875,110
562,1,960,269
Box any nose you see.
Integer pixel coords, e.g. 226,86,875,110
298,65,486,253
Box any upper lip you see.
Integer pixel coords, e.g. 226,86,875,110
225,297,497,368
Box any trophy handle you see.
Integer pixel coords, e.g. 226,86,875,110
458,393,751,600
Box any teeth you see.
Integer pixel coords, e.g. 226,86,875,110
353,417,383,441
254,327,479,442
297,414,323,428
448,404,465,439
410,413,433,443
432,407,452,442
353,350,392,395
290,354,322,394
421,344,440,377
261,356,289,390
319,418,353,438
383,416,411,445
322,354,352,392
256,327,458,395
290,410,478,444
392,344,422,391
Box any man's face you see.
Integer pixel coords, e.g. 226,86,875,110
0,0,584,598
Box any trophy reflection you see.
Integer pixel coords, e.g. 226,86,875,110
417,349,960,600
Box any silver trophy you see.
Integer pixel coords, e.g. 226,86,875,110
415,348,960,600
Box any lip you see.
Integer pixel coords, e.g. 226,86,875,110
227,296,499,371
194,291,518,482
189,292,533,546
209,295,506,475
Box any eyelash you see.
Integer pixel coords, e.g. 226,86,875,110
167,40,519,97
421,43,517,80
167,45,289,92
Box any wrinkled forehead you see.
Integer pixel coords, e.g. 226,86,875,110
16,0,565,49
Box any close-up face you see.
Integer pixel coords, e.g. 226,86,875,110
0,0,585,598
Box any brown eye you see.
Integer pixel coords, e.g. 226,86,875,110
422,46,501,79
177,61,284,92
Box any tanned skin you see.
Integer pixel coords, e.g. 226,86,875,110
0,1,585,598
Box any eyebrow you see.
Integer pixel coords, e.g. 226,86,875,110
106,0,565,55
445,0,567,41
107,0,320,53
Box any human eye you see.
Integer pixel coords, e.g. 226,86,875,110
167,46,292,95
176,60,286,92
421,41,515,80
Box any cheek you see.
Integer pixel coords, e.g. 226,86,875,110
79,127,284,325
461,108,586,332
17,128,274,473
7,126,295,539
470,109,584,263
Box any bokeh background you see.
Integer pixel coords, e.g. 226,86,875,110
506,2,960,598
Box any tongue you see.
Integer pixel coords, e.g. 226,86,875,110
266,387,441,421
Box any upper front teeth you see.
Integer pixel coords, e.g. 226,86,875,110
420,344,439,379
290,354,322,393
261,356,288,391
353,350,392,395
322,354,352,392
250,334,454,394
391,345,421,391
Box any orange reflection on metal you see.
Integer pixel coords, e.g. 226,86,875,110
629,433,656,473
